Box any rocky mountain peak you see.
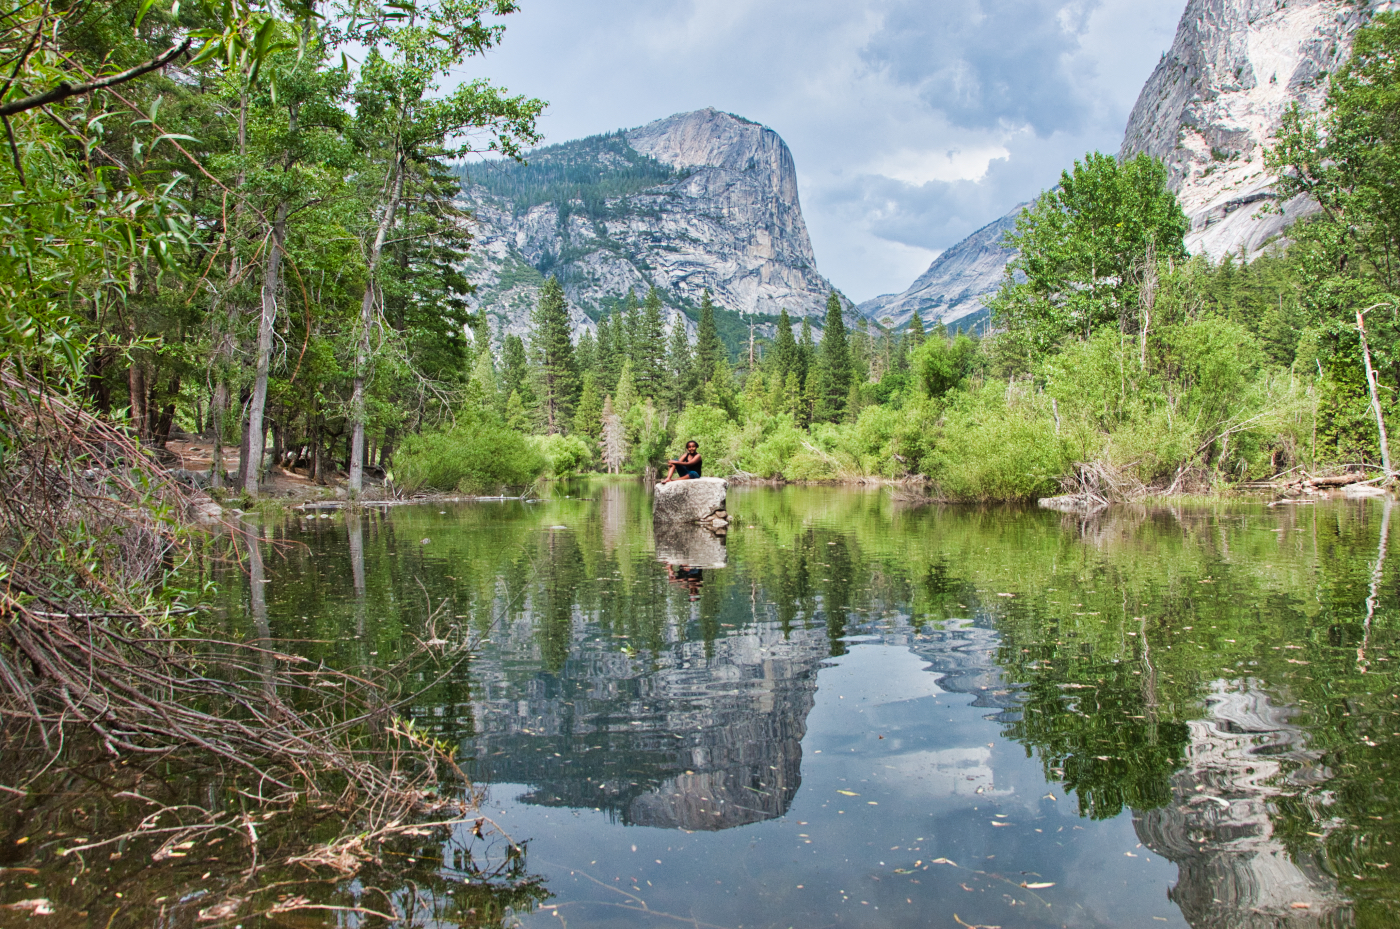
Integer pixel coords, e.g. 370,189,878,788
457,108,842,349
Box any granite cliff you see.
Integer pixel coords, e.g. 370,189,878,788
860,0,1390,332
857,207,1022,333
1121,0,1389,258
457,108,848,346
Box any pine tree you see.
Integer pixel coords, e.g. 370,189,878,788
464,348,498,414
852,316,873,384
814,291,852,423
504,389,530,432
770,307,797,383
633,287,666,397
575,328,597,379
908,307,926,348
797,316,815,390
573,371,603,440
614,358,638,417
666,314,692,412
596,311,620,389
531,277,579,434
782,370,802,423
501,334,537,419
694,288,723,387
620,289,640,362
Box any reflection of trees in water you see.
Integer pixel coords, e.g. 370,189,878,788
1134,681,1352,928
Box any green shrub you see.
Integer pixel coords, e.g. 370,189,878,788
533,433,594,478
394,417,547,493
928,383,1069,501
669,404,739,474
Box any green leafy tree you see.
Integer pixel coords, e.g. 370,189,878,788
342,0,545,495
991,152,1187,357
531,277,578,433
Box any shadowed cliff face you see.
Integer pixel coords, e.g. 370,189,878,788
1134,681,1353,929
457,108,844,346
1121,0,1386,259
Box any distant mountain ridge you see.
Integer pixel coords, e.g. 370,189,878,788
456,108,850,346
859,0,1389,332
857,207,1023,334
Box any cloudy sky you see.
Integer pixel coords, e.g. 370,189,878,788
450,0,1186,303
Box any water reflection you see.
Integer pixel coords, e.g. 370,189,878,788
12,485,1391,927
1135,681,1350,928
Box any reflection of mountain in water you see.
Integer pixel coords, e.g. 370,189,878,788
1134,681,1352,928
465,619,830,831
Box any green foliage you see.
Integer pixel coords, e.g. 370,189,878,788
694,290,723,386
531,277,578,433
533,432,593,478
914,333,977,398
394,412,546,493
992,152,1188,357
926,383,1069,501
813,292,852,423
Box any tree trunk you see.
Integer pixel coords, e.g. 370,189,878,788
244,200,289,495
1358,309,1393,475
349,156,405,499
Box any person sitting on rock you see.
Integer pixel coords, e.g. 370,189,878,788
660,440,702,483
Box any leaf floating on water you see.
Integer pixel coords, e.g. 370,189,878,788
1021,882,1056,889
930,857,957,866
1291,903,1312,910
837,790,859,796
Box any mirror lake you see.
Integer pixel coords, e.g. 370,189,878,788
5,481,1399,929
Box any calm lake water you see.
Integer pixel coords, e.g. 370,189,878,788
5,482,1400,928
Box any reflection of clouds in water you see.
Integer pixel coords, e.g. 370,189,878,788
1135,681,1351,929
879,746,1001,798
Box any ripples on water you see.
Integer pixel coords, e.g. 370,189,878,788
2,483,1397,928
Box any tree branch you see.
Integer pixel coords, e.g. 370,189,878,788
0,38,190,118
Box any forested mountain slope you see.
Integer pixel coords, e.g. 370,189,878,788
455,108,848,344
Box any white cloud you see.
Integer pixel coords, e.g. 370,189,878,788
447,0,1184,302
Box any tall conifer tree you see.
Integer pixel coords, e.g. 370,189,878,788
666,316,692,411
814,291,852,423
797,316,815,390
908,307,926,348
531,276,578,434
695,288,723,387
633,287,667,396
770,307,797,383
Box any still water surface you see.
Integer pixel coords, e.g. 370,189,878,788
9,482,1400,927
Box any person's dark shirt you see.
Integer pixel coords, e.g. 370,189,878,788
682,453,701,476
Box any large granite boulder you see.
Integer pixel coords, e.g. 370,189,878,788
653,477,727,524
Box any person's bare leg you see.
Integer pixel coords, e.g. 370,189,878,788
661,463,678,484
